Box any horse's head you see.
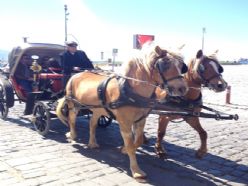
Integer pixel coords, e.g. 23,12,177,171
146,45,188,96
190,50,227,92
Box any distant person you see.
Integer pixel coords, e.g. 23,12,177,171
60,41,94,88
15,54,33,93
43,57,61,69
15,54,35,115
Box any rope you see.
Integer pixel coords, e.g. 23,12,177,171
90,69,162,89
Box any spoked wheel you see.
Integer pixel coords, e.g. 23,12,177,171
0,78,14,120
32,101,51,136
0,84,8,120
97,115,112,128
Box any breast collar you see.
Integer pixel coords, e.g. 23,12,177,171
97,76,157,121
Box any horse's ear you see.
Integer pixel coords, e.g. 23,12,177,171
178,44,185,51
209,49,219,61
196,50,203,59
154,45,163,56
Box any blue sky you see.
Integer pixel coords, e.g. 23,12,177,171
0,0,247,61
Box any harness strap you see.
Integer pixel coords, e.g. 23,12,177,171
134,108,153,123
97,76,116,119
160,93,203,110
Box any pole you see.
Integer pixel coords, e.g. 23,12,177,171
112,55,115,71
64,5,69,42
226,86,231,104
202,27,206,52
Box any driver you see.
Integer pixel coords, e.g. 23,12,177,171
60,41,94,88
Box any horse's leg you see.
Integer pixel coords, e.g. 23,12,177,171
154,115,170,159
133,119,146,149
66,105,79,141
88,112,100,148
185,117,207,158
119,123,146,179
121,119,145,154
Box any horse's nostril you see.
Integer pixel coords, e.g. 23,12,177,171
217,84,223,89
179,87,186,94
168,87,174,94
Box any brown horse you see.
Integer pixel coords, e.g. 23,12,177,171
154,49,227,159
56,44,188,179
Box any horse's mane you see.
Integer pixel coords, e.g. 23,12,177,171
122,42,184,76
187,52,220,73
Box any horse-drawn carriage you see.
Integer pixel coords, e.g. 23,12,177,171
0,42,239,180
0,43,112,135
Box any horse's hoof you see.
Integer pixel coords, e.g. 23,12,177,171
134,176,148,183
195,150,207,159
143,137,149,145
88,143,100,149
157,152,167,159
132,171,147,181
66,132,76,141
154,146,167,159
66,132,71,139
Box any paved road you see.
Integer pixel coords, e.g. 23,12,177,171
0,102,248,186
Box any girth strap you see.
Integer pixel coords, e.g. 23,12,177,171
97,76,116,119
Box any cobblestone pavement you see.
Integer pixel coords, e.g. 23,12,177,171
0,101,248,186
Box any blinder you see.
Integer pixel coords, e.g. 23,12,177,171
197,61,224,74
218,65,224,73
181,63,188,74
155,58,170,72
198,64,205,73
196,58,224,87
156,58,188,74
154,57,185,90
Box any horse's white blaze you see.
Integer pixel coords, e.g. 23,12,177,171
209,61,219,73
175,60,181,74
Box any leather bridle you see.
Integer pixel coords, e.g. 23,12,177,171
195,57,223,87
154,58,187,90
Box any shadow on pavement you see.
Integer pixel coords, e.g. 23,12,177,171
44,119,218,185
8,116,248,185
142,136,248,185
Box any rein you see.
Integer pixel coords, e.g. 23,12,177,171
91,69,162,89
198,72,222,88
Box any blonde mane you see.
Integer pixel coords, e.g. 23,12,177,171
122,42,184,77
188,50,220,74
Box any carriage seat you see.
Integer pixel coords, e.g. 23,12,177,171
39,73,64,93
42,57,62,73
10,77,28,101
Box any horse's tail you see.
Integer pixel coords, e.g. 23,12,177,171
56,97,68,126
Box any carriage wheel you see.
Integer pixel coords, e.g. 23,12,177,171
0,84,8,120
32,101,51,136
0,78,14,120
97,115,112,128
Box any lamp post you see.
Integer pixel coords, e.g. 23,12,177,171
202,27,206,52
64,4,69,42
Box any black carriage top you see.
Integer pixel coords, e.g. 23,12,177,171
8,43,65,76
